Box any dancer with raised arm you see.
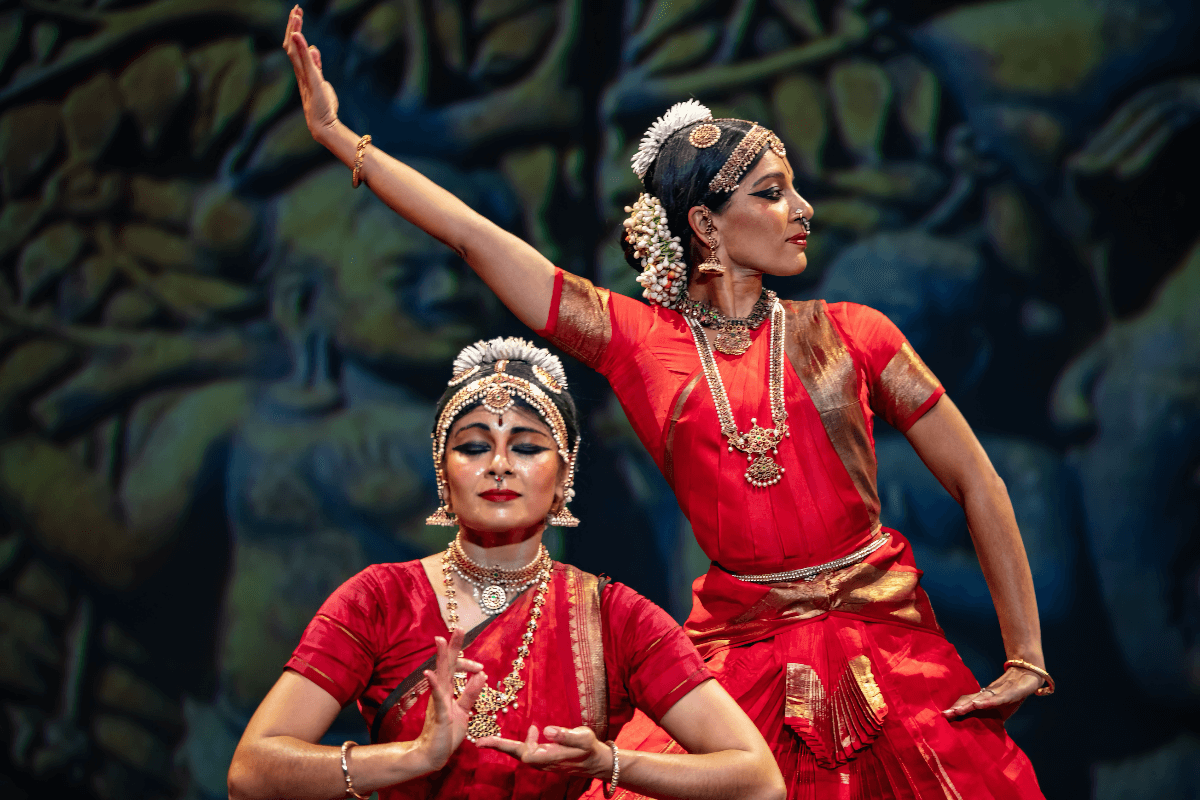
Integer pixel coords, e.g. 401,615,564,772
227,337,784,800
283,7,1050,797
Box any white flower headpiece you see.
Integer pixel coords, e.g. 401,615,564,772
631,99,713,179
450,337,568,389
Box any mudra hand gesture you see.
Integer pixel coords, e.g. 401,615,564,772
417,629,487,772
282,5,339,143
477,724,613,781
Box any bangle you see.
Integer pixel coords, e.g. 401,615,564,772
352,135,372,188
340,741,370,800
602,739,620,798
1003,659,1055,696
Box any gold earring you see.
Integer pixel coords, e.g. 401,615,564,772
698,209,724,275
546,505,580,528
426,484,457,526
426,505,457,526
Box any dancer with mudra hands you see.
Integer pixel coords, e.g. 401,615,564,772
284,6,1050,797
228,337,785,800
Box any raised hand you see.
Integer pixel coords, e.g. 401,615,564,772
415,630,487,772
476,724,610,780
282,5,340,144
942,665,1044,721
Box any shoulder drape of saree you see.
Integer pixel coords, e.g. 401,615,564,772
781,299,882,531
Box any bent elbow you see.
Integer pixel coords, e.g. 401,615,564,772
226,755,258,800
752,773,787,800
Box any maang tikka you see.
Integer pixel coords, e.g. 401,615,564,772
427,338,580,528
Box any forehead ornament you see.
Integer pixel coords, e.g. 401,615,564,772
708,123,787,194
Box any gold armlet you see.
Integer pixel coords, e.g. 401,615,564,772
1003,659,1055,696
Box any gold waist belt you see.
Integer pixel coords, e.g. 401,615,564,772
733,530,890,584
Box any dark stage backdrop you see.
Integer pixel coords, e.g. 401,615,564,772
0,0,1197,797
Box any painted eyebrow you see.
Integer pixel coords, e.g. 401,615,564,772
750,171,787,189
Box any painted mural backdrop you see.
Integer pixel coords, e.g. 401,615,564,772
0,0,1197,797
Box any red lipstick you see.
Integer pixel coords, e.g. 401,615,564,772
480,490,520,502
787,233,807,247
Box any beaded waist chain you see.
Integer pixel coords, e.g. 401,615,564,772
732,530,891,584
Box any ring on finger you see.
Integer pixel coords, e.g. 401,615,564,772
980,687,996,695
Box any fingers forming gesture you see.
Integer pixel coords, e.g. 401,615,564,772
416,629,487,772
282,5,340,142
477,724,610,781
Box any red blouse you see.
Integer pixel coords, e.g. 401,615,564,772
286,561,710,798
540,271,944,575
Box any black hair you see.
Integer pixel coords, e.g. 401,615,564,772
622,118,768,274
432,359,581,456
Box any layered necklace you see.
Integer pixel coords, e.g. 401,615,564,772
686,299,790,487
441,540,552,741
447,532,547,615
678,288,777,356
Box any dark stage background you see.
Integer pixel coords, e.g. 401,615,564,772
0,0,1198,797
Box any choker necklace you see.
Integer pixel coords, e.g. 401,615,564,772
441,545,551,741
678,289,777,356
448,534,548,615
686,300,790,486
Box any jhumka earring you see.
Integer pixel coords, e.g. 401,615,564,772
698,209,724,275
426,484,458,526
545,501,580,528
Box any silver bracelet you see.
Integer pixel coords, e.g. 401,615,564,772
340,741,369,800
602,739,620,798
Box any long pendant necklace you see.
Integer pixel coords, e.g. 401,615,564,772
441,545,551,741
686,300,790,487
448,533,547,615
678,288,776,356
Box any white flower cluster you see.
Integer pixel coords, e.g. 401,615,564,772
624,193,686,307
451,336,568,388
630,99,713,179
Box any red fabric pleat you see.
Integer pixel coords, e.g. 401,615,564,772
583,614,1043,800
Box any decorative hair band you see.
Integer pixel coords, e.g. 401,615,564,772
708,124,786,194
624,193,686,308
428,338,579,527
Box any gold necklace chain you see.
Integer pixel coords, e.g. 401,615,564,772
678,290,777,357
451,534,544,585
686,300,790,487
441,548,551,741
448,534,548,614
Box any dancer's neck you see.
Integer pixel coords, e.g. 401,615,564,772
687,267,764,318
455,526,545,569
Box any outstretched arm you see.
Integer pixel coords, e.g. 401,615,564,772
283,6,557,330
228,631,486,800
477,680,785,800
904,396,1047,718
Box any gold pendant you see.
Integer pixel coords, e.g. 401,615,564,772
467,710,501,740
714,324,752,356
745,454,783,487
479,584,507,613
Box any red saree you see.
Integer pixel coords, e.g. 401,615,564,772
540,270,1043,799
286,560,710,799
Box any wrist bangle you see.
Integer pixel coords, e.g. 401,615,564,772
340,741,370,800
352,135,372,188
602,739,620,798
1003,659,1055,696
